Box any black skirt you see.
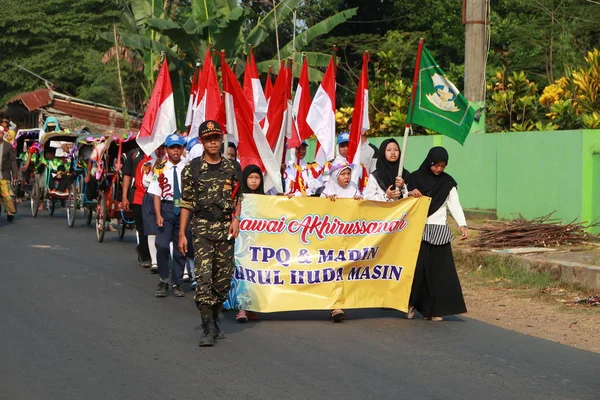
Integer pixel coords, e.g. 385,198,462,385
409,241,467,318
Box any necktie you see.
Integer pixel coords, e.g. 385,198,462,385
173,165,180,215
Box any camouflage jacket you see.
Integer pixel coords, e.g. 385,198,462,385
180,157,240,241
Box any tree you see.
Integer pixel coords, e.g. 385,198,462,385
0,0,145,112
103,0,357,126
489,0,600,85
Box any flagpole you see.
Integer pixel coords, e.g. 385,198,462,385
398,38,424,178
186,63,201,136
221,49,229,157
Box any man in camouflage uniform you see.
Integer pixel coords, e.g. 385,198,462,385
178,120,241,347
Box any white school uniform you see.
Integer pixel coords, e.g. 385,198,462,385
147,160,186,201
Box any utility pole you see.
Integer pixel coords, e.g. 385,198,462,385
463,0,487,103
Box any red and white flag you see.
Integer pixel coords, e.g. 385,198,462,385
264,61,291,165
347,52,370,165
190,49,221,139
243,48,268,123
264,67,274,102
260,67,274,130
221,52,282,193
306,56,337,164
184,66,200,128
289,56,313,149
137,58,176,155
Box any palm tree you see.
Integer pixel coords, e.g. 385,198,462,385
101,0,357,126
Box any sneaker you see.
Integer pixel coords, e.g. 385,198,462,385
7,214,14,222
150,264,158,274
190,281,197,290
155,282,168,297
406,306,416,320
141,259,152,268
247,311,259,321
173,285,185,297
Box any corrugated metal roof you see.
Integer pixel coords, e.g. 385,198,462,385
52,98,141,130
8,88,53,111
8,89,141,131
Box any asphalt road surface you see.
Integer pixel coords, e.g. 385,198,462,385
1,206,599,400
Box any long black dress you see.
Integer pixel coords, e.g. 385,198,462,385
408,147,467,318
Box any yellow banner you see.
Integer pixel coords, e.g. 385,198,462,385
229,195,430,313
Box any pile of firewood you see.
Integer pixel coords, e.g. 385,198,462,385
470,213,600,248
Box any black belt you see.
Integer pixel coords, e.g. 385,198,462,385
161,200,174,204
194,210,231,222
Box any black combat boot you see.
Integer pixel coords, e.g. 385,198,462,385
199,314,215,347
212,305,226,340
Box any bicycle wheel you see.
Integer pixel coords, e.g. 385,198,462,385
96,193,107,243
67,182,77,228
84,207,92,226
31,180,40,218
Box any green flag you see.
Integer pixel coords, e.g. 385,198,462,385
408,47,475,145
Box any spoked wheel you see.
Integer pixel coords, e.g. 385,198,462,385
31,180,40,218
66,182,77,228
48,198,55,216
96,193,108,243
117,217,126,240
84,207,92,226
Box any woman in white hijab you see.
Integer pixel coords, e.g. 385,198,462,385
320,158,361,322
321,158,361,201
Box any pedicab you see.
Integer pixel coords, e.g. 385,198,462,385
30,130,79,218
12,128,42,200
65,131,107,228
95,132,139,242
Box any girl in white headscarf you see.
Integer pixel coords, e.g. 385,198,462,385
320,158,360,322
320,158,361,201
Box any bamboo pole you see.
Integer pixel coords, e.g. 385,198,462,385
113,25,130,132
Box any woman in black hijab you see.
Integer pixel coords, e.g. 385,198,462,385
241,164,264,195
236,164,264,324
363,139,412,201
407,146,467,321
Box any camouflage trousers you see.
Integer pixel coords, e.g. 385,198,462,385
193,236,234,315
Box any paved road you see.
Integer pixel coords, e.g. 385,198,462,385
1,206,599,400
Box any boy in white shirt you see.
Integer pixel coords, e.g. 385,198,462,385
148,134,188,298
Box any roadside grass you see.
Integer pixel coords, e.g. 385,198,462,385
455,250,599,314
457,252,556,290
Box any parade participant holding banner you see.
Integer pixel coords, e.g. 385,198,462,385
148,134,188,298
235,164,265,323
363,139,411,201
326,132,369,194
178,120,241,348
320,158,362,322
407,146,467,321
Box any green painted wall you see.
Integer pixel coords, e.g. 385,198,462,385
582,130,600,233
443,133,498,211
592,153,600,234
496,130,584,222
303,130,600,227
